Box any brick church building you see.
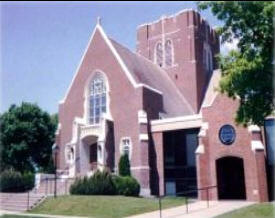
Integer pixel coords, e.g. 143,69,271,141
55,9,272,202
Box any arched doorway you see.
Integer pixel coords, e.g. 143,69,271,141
216,156,246,200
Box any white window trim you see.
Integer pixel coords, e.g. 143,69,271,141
65,145,75,164
154,39,175,68
203,42,213,73
83,70,112,125
120,137,132,160
164,38,174,68
154,41,163,67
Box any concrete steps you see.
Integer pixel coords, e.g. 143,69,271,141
0,192,46,212
0,177,74,212
33,178,75,195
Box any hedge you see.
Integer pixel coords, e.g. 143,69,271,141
113,176,140,196
0,169,34,192
70,170,116,195
70,170,140,196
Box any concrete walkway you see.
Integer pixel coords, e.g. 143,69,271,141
127,200,255,218
0,200,255,218
0,210,88,218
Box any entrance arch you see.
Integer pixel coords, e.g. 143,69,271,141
216,156,246,200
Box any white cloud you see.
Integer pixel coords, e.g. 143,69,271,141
220,38,239,55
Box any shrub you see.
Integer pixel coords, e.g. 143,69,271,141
113,176,140,196
0,169,34,192
118,154,131,176
70,176,90,195
91,170,116,195
70,170,116,195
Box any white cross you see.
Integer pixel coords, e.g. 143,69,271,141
97,16,101,25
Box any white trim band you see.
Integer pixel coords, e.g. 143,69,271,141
251,140,264,151
248,125,261,132
195,144,205,154
131,166,150,170
138,110,148,124
139,134,149,141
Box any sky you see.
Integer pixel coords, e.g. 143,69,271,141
1,1,228,114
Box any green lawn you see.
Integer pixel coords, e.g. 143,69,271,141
215,202,275,218
28,195,186,218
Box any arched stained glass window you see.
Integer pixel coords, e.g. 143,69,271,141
165,40,173,67
155,42,163,67
89,74,107,124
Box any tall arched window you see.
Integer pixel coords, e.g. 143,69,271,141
165,40,173,67
89,74,107,124
155,42,163,67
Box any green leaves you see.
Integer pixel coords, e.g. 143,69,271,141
198,1,274,125
118,154,131,177
0,102,58,173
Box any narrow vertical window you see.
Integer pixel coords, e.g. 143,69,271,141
89,74,107,124
121,137,131,158
155,42,163,67
165,40,173,67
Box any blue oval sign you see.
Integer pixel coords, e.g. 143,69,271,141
219,124,236,145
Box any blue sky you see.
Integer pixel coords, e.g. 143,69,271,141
1,1,225,114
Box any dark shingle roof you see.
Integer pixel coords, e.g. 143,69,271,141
109,38,194,117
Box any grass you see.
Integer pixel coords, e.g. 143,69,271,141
28,195,186,218
215,202,275,218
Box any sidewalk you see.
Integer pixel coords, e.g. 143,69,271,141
127,200,255,218
0,210,89,218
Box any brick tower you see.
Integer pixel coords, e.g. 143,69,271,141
137,9,220,113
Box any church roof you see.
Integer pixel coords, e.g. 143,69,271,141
109,38,194,117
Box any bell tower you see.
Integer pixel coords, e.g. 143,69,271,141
136,9,220,113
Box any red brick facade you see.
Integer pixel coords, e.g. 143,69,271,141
56,9,268,201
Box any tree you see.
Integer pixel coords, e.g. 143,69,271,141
198,1,274,126
0,102,58,173
118,154,131,176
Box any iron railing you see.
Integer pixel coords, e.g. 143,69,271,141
158,185,217,218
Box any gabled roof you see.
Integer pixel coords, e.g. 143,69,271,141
60,23,194,117
109,38,194,117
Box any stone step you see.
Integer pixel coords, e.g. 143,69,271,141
0,193,44,196
0,202,30,208
0,192,46,212
0,205,28,212
0,196,43,201
0,199,40,205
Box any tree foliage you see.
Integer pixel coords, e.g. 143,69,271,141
118,154,131,176
0,102,57,173
198,1,274,126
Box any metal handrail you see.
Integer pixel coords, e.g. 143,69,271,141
158,185,218,218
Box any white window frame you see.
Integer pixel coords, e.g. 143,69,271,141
120,137,132,159
65,145,75,164
154,41,163,67
88,73,108,125
203,42,213,74
164,39,174,67
154,39,174,68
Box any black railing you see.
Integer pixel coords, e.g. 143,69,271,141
37,177,76,196
158,185,217,218
27,191,30,211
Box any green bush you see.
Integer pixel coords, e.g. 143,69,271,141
0,169,34,192
113,176,140,196
70,170,140,197
118,154,131,176
70,170,116,195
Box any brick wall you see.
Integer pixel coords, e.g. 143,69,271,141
137,10,219,112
